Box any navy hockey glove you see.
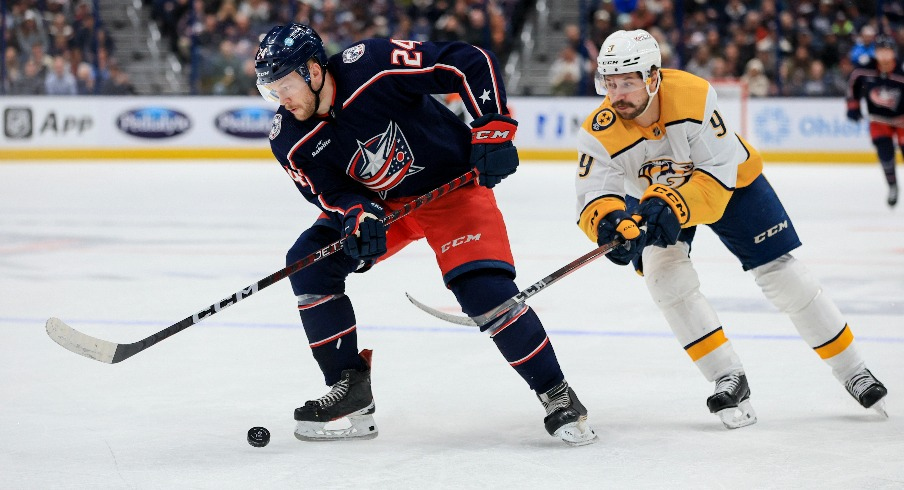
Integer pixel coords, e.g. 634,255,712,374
596,210,646,266
846,100,863,122
342,202,387,261
638,185,687,248
470,113,519,188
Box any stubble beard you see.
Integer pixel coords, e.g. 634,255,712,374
289,101,316,121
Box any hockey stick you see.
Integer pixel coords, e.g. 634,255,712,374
406,237,624,328
46,170,478,364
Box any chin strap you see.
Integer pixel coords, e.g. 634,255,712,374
301,63,327,115
311,73,325,115
637,75,661,118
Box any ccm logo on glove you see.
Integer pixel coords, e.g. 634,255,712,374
470,113,519,188
471,122,516,144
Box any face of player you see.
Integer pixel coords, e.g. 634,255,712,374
876,47,896,73
259,65,322,121
604,72,652,120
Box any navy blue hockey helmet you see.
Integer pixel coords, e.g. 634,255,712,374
255,23,327,102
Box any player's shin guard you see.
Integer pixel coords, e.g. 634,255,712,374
875,138,898,206
752,255,859,378
753,255,888,414
643,244,744,382
450,271,596,444
297,293,368,385
449,271,564,393
882,159,898,206
483,306,563,392
486,306,597,444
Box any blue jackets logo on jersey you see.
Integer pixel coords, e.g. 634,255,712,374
638,159,694,187
347,121,422,192
868,86,901,110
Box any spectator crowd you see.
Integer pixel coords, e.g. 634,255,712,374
551,0,904,97
3,0,903,97
3,0,136,95
146,0,530,95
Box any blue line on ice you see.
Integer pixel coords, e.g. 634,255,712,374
9,317,903,343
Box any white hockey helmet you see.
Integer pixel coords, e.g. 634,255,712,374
595,29,662,95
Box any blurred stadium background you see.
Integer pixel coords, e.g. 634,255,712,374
1,0,901,162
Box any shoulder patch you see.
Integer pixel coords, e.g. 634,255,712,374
591,108,616,131
343,44,366,63
269,113,282,140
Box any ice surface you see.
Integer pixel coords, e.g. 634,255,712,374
1,161,902,489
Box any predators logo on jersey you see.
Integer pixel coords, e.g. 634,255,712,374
591,108,616,131
638,159,694,187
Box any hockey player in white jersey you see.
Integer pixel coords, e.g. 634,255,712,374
574,29,888,428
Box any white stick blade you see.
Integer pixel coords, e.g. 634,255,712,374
404,293,478,326
45,318,118,363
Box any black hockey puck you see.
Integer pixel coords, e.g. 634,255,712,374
247,426,270,447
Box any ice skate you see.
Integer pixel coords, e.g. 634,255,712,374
294,350,378,441
888,183,898,207
844,368,888,418
707,372,757,429
538,381,598,446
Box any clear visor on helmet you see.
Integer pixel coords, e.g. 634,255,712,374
256,82,281,103
594,71,650,97
255,68,309,103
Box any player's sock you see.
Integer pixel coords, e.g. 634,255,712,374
297,293,367,385
880,158,898,206
449,270,564,393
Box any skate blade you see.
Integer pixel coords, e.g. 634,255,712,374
871,399,889,418
716,399,757,429
295,413,378,442
553,417,599,446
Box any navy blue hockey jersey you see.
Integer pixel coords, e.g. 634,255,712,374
847,57,904,122
267,39,511,226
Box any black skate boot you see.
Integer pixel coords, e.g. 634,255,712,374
294,350,378,441
844,368,888,417
707,372,757,429
888,183,898,207
537,381,598,446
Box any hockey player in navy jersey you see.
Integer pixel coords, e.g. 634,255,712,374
575,29,888,429
254,23,597,446
847,34,904,207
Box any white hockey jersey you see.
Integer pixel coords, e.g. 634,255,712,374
575,69,763,242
